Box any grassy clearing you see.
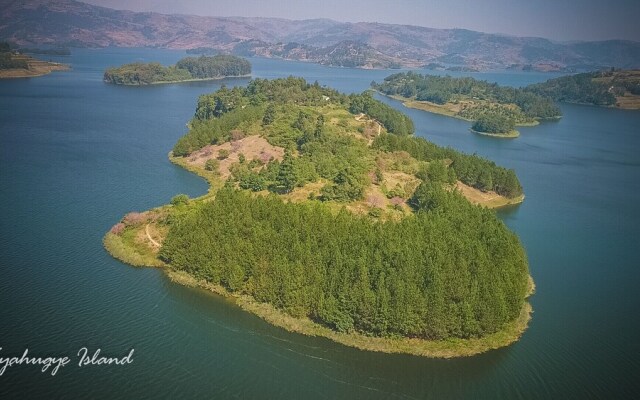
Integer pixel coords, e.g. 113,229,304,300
103,229,164,268
455,181,525,208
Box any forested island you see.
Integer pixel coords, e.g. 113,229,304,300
372,72,562,137
103,55,251,85
526,69,640,109
0,42,69,79
104,77,532,358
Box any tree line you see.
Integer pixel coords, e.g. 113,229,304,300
160,187,529,340
373,71,561,120
103,55,251,85
525,70,622,106
372,134,523,197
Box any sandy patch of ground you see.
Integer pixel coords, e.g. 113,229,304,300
455,181,524,208
615,94,640,109
186,135,285,179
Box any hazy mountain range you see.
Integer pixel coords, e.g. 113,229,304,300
2,0,639,70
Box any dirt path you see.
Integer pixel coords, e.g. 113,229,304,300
145,224,161,248
355,113,382,143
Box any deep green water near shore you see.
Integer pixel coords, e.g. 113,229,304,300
0,48,638,399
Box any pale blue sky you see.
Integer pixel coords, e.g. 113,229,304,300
84,0,640,42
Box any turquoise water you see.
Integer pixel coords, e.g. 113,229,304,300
0,48,638,399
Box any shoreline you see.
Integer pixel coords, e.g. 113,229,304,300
0,52,70,79
470,128,520,138
103,227,534,358
386,94,542,127
103,147,534,358
105,74,251,86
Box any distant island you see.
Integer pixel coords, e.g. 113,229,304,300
527,69,640,109
104,77,532,358
185,47,218,56
372,72,562,137
18,47,71,56
103,55,251,85
0,42,69,79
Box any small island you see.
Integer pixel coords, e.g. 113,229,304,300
103,55,251,85
104,77,532,358
471,115,519,138
372,72,562,137
527,69,640,109
0,42,69,79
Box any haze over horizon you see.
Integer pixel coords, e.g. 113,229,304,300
82,0,640,42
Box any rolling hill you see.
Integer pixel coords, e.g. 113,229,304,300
2,0,639,70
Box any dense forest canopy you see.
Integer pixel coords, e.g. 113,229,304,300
103,55,251,85
157,77,530,341
471,115,515,135
525,69,640,106
373,72,562,121
160,187,529,340
175,55,251,79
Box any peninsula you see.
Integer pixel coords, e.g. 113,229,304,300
372,72,562,137
526,69,640,109
0,42,69,79
104,77,532,358
103,55,251,85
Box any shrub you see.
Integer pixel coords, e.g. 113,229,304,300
171,194,190,206
205,158,220,172
217,149,230,160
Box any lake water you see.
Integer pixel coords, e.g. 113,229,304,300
0,48,638,399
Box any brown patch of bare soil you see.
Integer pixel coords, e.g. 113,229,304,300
186,135,285,179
